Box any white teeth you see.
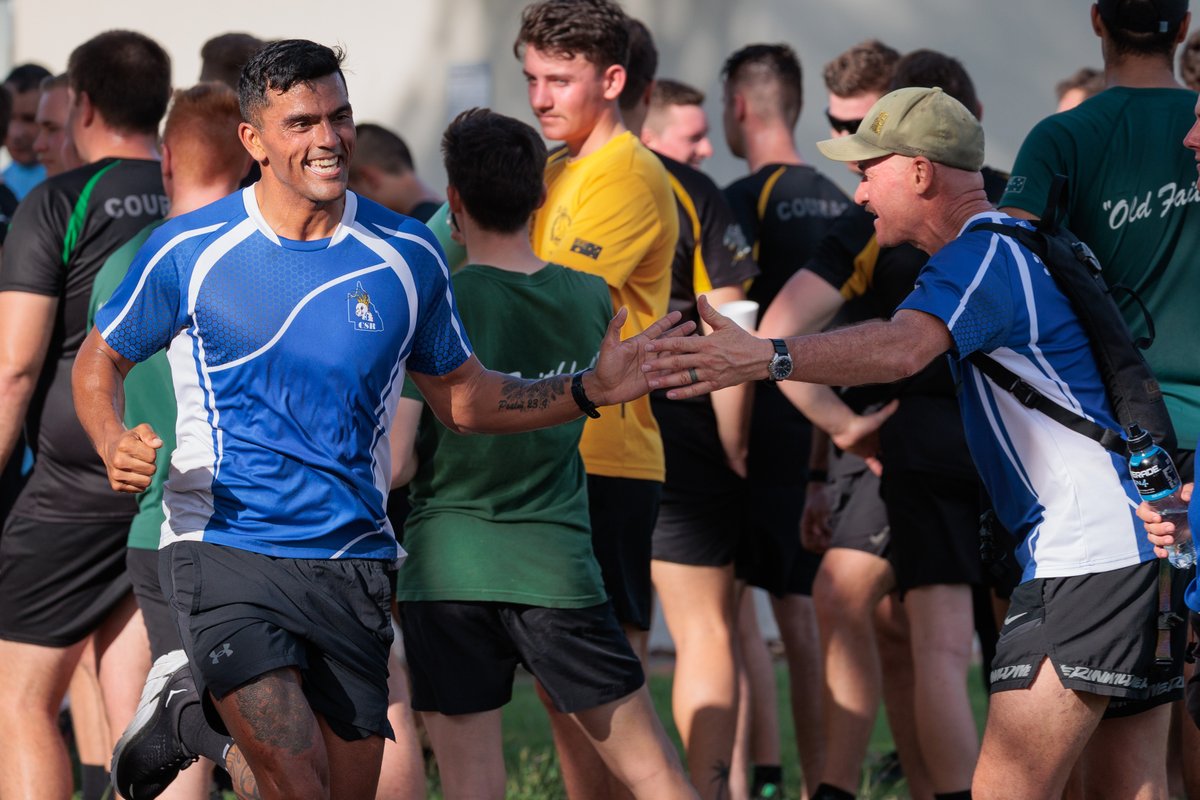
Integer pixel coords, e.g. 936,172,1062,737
309,158,338,169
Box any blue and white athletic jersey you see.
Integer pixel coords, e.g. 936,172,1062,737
96,188,472,561
897,211,1153,582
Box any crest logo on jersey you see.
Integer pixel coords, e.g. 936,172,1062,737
549,208,571,245
347,281,384,332
870,111,888,135
723,223,752,261
1005,176,1026,195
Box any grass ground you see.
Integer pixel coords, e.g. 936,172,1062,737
88,659,988,799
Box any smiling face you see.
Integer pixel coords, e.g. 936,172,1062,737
522,45,616,150
241,73,355,209
854,154,917,247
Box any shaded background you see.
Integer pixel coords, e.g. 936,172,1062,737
1,0,1106,194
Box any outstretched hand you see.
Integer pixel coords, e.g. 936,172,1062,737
102,422,161,493
1137,482,1194,559
589,308,695,407
643,295,774,399
832,400,899,477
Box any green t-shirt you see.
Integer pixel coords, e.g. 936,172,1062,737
86,219,175,549
395,262,610,606
1000,86,1200,448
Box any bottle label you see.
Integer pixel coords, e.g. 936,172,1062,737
1129,451,1180,498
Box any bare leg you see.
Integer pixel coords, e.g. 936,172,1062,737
731,588,781,800
317,714,384,800
770,593,823,799
69,636,113,777
1078,704,1170,800
872,594,932,800
211,667,330,800
422,708,504,800
545,621,650,800
811,547,892,794
0,637,86,800
376,645,426,800
572,686,698,799
652,560,738,799
95,594,147,750
973,658,1105,799
904,583,978,794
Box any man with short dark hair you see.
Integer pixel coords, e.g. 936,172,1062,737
622,23,758,797
648,84,1183,800
2,63,53,198
395,106,694,800
76,37,685,800
721,42,849,793
199,32,266,88
0,30,171,800
348,122,441,221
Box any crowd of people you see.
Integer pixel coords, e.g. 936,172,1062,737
1,0,1199,799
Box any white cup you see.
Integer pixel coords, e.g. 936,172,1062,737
717,299,760,331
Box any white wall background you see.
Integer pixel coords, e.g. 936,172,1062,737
6,0,1107,195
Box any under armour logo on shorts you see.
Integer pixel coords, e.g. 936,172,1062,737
209,643,234,664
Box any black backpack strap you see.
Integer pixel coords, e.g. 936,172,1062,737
1108,285,1156,350
1036,174,1070,234
966,352,1127,455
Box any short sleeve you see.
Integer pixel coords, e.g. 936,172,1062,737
696,179,758,289
404,231,473,376
539,169,669,289
803,205,876,294
95,226,192,363
897,234,1016,358
998,116,1071,217
0,181,71,296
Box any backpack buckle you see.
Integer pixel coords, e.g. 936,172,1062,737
1009,379,1040,408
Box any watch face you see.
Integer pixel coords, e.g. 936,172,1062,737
769,354,793,381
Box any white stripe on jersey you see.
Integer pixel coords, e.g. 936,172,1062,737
374,224,472,357
1000,236,1089,418
208,262,395,373
345,223,420,356
947,232,999,331
99,223,225,339
160,326,217,544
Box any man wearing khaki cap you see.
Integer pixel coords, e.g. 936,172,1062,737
643,85,1180,800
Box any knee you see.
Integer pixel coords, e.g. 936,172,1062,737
814,569,877,622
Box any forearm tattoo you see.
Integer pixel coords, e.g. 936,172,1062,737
497,374,570,412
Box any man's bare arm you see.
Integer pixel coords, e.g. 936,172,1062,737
645,297,952,398
0,291,57,471
72,326,161,492
702,285,754,478
411,308,691,436
389,396,424,488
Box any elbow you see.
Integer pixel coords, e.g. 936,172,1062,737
888,349,934,382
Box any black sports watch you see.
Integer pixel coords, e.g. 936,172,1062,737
767,339,793,382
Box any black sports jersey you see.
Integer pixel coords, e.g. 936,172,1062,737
657,154,758,329
726,163,849,485
0,158,165,522
0,184,17,246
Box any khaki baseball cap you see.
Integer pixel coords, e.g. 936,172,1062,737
816,86,984,172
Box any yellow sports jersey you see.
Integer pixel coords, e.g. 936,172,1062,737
532,131,677,482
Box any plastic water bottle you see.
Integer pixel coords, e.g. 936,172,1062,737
1127,424,1195,569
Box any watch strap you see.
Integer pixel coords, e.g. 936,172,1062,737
571,370,601,419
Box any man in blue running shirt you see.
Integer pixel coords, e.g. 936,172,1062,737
644,85,1181,800
73,39,688,800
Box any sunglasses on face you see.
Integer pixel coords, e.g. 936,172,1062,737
825,110,863,135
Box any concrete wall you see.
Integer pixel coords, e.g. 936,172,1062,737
7,0,1106,194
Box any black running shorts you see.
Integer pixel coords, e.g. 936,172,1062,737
0,515,131,646
587,475,660,631
401,599,645,715
650,397,747,567
160,541,396,741
990,559,1186,717
881,468,983,594
737,484,821,598
126,547,182,660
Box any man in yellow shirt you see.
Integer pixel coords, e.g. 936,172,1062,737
515,1,677,796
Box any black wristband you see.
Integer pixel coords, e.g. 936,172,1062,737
807,469,829,483
571,370,601,419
